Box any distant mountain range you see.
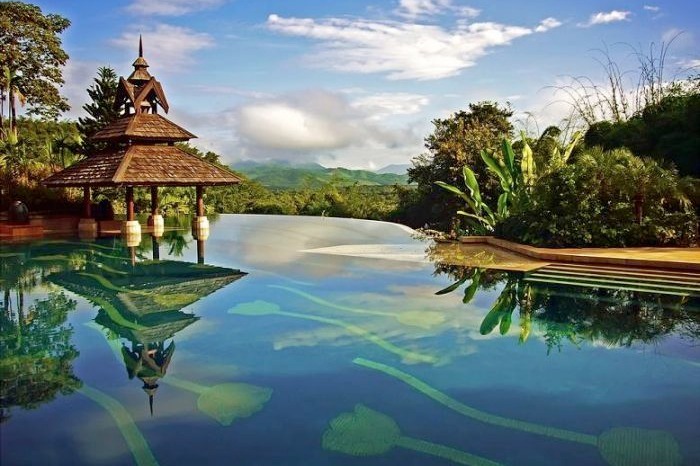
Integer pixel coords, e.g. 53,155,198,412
376,163,411,175
230,160,411,189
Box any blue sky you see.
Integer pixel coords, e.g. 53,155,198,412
33,0,700,169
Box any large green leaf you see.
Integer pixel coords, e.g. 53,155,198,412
499,311,512,335
435,276,468,295
562,131,582,163
462,270,482,304
461,166,482,204
480,149,509,186
456,211,494,230
497,193,509,218
434,181,468,202
480,202,496,224
479,305,503,335
501,138,516,178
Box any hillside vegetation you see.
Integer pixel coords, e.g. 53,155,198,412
231,161,410,189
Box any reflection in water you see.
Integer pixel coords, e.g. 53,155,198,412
1,230,247,464
46,238,245,414
270,284,446,329
433,264,700,352
0,291,82,423
1,216,698,466
0,230,245,422
229,300,439,365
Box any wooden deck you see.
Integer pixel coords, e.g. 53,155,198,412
460,236,700,272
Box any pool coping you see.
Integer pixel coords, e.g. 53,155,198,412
459,236,700,272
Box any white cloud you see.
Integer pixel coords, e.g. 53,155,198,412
225,90,426,167
351,93,430,120
126,0,224,16
112,24,214,73
535,17,562,33
394,0,479,20
266,14,555,81
235,90,411,152
643,5,660,12
679,59,700,69
580,10,631,27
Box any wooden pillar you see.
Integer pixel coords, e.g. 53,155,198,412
197,239,205,264
196,186,205,217
150,186,159,216
82,186,92,218
126,186,135,221
152,235,160,261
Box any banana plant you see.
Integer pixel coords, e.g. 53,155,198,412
435,267,483,305
435,134,536,232
435,165,497,231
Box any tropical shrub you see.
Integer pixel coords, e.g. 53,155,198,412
496,148,697,247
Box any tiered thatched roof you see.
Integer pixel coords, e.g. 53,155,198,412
43,36,241,189
43,145,241,187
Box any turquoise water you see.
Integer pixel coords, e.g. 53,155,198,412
1,214,698,466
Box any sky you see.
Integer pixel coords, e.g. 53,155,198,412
29,0,700,170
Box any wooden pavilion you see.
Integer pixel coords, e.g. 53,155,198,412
43,37,241,241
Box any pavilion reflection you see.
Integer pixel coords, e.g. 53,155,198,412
46,231,245,414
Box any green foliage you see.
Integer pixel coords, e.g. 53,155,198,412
497,148,697,247
78,66,119,154
1,117,82,210
232,161,408,189
0,292,82,420
435,134,539,233
407,102,513,229
584,85,700,177
0,2,71,120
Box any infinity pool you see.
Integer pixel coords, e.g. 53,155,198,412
1,215,698,466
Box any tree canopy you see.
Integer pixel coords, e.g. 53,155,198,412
78,66,119,154
584,85,700,177
406,101,513,229
0,2,71,120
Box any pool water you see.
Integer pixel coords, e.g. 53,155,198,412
1,214,698,466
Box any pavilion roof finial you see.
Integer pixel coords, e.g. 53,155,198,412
129,35,152,84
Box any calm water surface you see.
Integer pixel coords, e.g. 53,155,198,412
1,214,698,466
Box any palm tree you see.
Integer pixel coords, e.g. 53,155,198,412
624,157,690,224
2,67,26,135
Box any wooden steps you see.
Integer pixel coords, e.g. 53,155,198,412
525,263,700,297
